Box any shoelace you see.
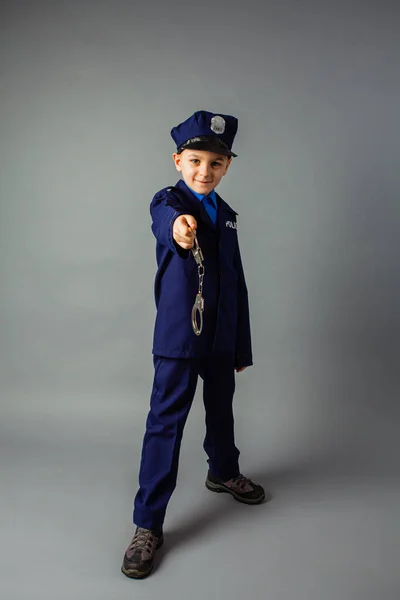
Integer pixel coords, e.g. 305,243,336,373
129,528,158,554
229,474,252,490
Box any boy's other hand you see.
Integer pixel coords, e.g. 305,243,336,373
235,367,247,373
173,215,197,249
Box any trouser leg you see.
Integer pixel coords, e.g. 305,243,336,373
201,355,240,481
133,356,199,531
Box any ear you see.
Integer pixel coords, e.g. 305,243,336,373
172,153,182,172
223,157,233,175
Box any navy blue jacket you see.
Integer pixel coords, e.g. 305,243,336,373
150,179,253,368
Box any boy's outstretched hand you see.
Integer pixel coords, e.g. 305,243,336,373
173,215,197,249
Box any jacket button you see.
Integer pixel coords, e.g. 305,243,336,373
219,242,223,248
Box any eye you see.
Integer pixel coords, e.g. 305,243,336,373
190,159,200,164
212,161,222,167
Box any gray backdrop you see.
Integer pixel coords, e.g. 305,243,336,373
1,1,399,599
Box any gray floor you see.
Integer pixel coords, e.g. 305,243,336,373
2,366,400,600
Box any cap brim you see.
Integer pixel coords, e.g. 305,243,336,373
178,140,237,157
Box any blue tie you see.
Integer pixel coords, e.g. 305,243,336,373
202,195,217,224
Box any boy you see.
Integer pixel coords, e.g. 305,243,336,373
122,110,265,579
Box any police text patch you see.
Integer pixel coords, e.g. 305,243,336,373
225,220,237,229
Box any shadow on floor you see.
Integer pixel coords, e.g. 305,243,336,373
158,444,398,557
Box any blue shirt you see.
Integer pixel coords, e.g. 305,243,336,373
183,182,218,224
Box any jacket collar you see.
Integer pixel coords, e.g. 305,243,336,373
174,179,238,216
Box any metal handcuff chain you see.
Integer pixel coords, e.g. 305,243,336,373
189,228,205,336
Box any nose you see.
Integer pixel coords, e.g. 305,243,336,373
199,163,211,179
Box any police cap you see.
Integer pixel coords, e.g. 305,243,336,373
171,110,238,157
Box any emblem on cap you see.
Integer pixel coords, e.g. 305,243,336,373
210,115,225,134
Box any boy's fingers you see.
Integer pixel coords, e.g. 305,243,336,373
173,215,197,249
180,215,197,231
187,218,197,231
180,224,194,237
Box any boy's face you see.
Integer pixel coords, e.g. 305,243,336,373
172,149,232,196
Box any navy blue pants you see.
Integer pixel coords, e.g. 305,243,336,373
133,355,241,530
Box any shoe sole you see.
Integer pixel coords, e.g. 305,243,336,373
205,479,266,504
121,535,164,579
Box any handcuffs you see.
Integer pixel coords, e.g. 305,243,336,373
190,230,205,336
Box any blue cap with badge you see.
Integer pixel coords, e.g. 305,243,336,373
171,110,238,157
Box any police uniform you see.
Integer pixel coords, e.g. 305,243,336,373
133,111,253,531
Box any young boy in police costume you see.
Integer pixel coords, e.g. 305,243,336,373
122,110,265,579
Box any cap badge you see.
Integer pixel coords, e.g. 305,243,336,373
210,115,226,134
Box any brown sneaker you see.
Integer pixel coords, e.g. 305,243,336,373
121,526,164,579
205,470,266,504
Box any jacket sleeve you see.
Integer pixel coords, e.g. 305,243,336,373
234,241,253,368
150,190,189,258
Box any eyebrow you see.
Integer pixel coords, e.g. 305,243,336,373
188,153,225,160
